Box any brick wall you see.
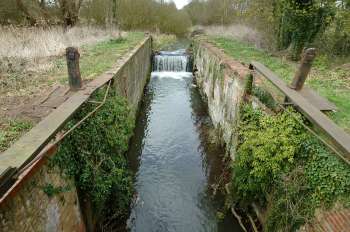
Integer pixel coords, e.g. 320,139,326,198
300,207,350,232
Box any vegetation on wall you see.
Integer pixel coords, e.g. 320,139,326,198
231,104,350,231
51,86,135,225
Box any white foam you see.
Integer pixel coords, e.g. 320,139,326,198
151,71,193,80
153,55,189,72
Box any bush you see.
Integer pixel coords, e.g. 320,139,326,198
51,86,134,221
232,105,307,206
231,104,350,231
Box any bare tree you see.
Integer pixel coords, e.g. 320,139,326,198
58,0,83,27
16,0,37,25
15,0,61,25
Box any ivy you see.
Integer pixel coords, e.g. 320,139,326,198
231,104,350,231
275,0,335,60
51,86,135,221
42,184,71,198
305,139,350,207
232,104,307,206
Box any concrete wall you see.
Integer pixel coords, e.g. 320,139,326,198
193,40,249,159
114,37,152,115
0,37,152,232
193,39,350,232
0,162,84,232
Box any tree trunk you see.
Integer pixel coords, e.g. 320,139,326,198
112,0,117,25
59,0,83,28
16,0,37,25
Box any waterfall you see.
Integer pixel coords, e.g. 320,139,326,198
153,49,191,72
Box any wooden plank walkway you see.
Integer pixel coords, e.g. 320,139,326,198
251,61,350,160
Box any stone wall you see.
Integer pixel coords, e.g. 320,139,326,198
0,37,152,232
193,39,249,159
193,39,350,232
0,160,85,232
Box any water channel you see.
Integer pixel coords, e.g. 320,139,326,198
126,49,243,232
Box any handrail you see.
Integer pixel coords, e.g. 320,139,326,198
250,61,350,161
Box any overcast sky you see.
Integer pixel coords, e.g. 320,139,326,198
172,0,190,9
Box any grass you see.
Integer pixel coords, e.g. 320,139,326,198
0,31,145,153
0,119,33,152
210,37,350,133
47,32,145,85
1,31,145,96
152,34,178,50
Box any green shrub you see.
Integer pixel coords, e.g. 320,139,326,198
252,86,278,110
232,104,350,231
305,139,350,207
51,86,135,220
265,168,310,231
232,105,307,206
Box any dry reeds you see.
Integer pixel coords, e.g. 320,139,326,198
0,25,122,59
202,24,266,49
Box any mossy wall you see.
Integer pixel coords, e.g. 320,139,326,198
193,39,249,159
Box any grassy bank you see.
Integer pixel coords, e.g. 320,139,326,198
152,34,178,50
0,31,145,97
0,119,33,153
51,32,145,84
210,37,350,133
0,31,145,153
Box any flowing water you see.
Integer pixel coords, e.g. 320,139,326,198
126,50,243,232
153,50,191,72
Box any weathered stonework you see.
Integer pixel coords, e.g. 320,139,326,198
194,39,350,232
113,37,152,115
193,39,249,159
0,37,152,232
0,164,84,232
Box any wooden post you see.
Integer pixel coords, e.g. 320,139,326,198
290,48,316,90
66,47,82,91
246,64,255,96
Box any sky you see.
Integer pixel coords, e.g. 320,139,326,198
172,0,190,9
